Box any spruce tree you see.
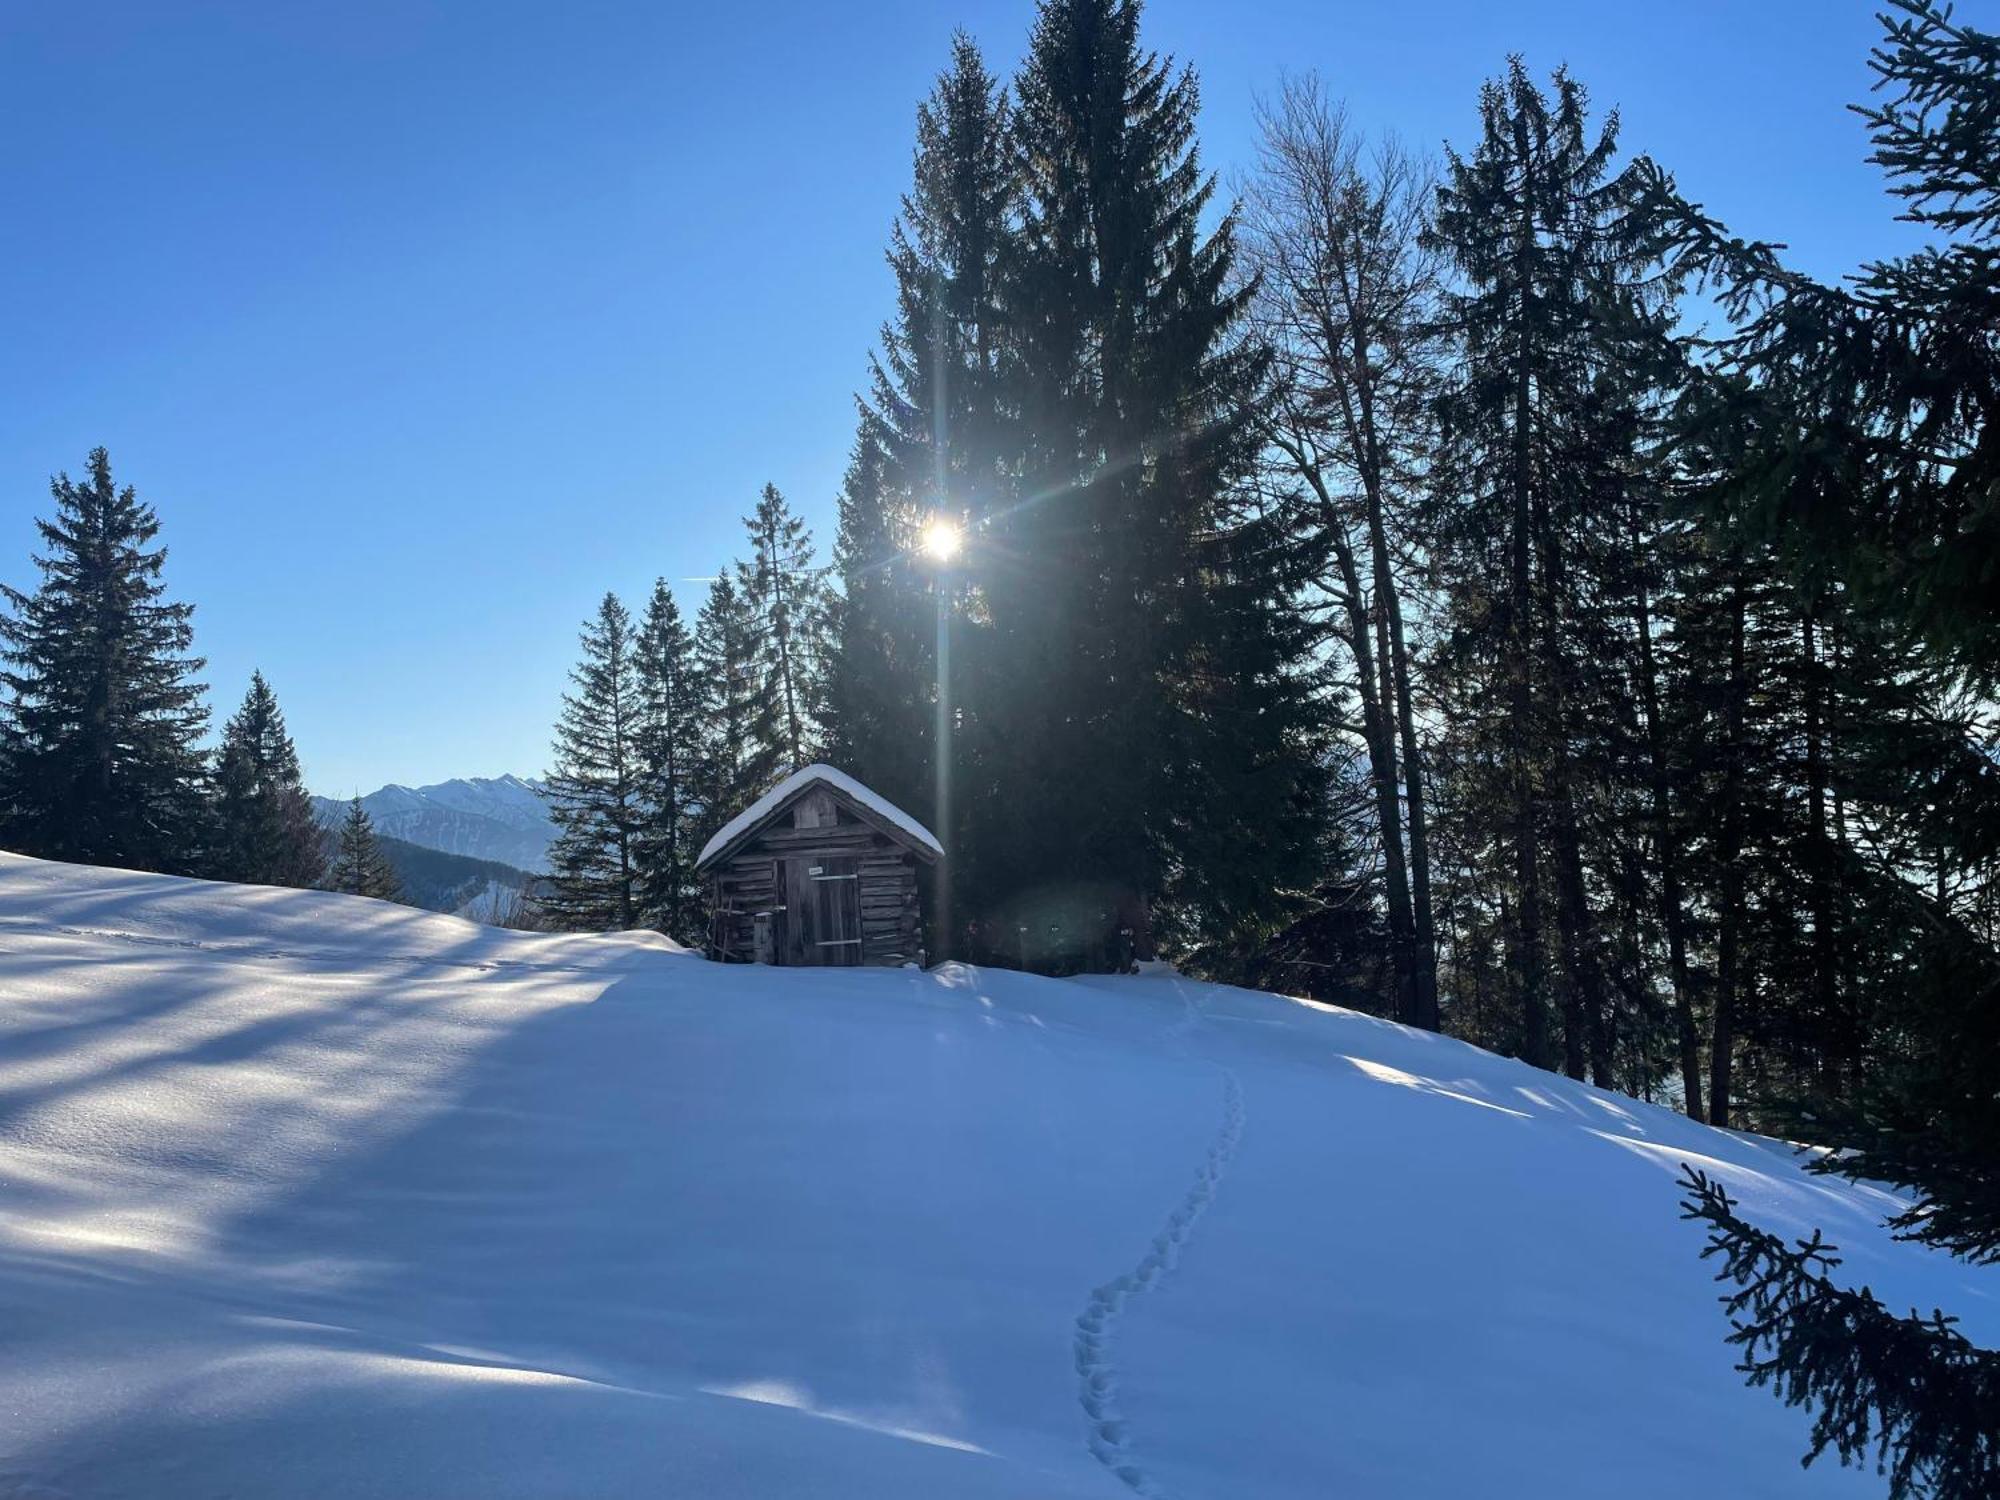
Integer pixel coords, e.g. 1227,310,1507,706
1682,1165,2000,1500
1656,0,1999,668
690,572,775,854
829,34,1015,956
212,670,326,889
1655,6,2000,1488
736,484,831,774
632,578,702,943
330,795,402,902
0,448,209,873
1426,61,1680,1076
864,30,1012,539
537,594,645,931
976,0,1321,967
823,422,932,818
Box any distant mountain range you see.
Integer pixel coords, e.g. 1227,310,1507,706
310,775,557,874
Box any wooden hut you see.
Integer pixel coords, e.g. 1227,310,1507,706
696,764,941,967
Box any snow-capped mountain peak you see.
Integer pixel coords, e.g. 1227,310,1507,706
311,774,555,872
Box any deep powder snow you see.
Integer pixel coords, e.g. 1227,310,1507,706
0,851,1991,1498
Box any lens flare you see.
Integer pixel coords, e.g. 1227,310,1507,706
921,516,962,562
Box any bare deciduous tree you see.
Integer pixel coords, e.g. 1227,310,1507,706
1241,75,1441,1029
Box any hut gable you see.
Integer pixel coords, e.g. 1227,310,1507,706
697,764,943,870
697,765,938,968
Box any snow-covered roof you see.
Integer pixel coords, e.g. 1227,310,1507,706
696,763,944,869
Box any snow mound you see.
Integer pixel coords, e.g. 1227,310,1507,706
0,850,1991,1499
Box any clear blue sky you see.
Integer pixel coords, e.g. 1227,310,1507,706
0,1,1917,794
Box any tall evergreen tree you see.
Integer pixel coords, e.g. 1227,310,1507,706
0,448,209,873
1655,3,1999,670
329,795,402,902
736,484,831,774
632,578,702,943
865,30,1013,539
691,572,775,852
831,34,1016,956
538,594,645,931
1657,7,2000,1488
1426,61,1681,1076
966,0,1321,967
212,670,326,888
824,423,933,819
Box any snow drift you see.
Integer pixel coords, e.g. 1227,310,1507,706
0,851,1991,1498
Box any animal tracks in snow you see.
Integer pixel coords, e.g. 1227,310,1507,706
1074,1063,1246,1497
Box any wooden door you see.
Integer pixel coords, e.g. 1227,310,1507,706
794,856,861,966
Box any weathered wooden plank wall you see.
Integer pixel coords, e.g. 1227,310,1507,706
708,810,924,967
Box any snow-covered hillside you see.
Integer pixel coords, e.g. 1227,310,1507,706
0,852,1991,1499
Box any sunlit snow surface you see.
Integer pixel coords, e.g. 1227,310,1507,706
0,850,1992,1498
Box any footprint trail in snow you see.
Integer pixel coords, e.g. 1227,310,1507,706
1074,1049,1246,1498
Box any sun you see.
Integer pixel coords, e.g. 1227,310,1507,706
920,515,963,563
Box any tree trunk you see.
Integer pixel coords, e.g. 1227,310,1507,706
1534,490,1606,1084
1631,521,1704,1120
1550,771,1604,1085
1329,506,1420,1025
1829,612,1862,1097
1366,479,1438,1031
1709,570,1750,1130
1507,157,1549,1070
1390,645,1437,1028
1615,839,1652,1099
1800,605,1842,1097
1274,447,1421,1025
